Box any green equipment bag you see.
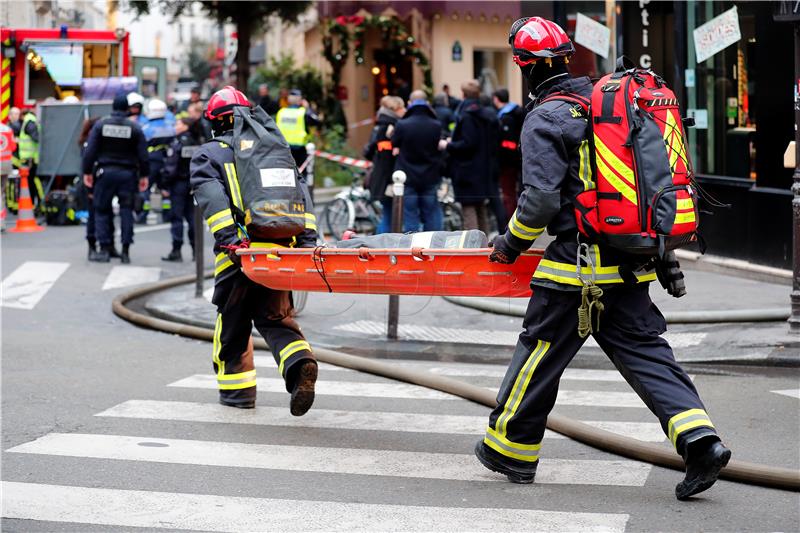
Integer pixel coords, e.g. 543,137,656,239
220,106,306,240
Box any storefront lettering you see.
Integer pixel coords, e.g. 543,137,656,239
639,0,651,69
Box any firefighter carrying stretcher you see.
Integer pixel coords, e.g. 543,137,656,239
190,86,318,415
474,17,731,500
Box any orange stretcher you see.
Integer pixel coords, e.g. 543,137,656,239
238,247,544,298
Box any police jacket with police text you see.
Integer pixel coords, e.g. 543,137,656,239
190,138,319,283
502,75,656,290
81,111,149,176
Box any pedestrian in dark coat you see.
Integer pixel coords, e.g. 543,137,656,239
363,96,405,233
494,87,526,230
445,80,500,233
392,90,445,232
432,93,455,136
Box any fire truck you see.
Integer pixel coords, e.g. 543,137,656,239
0,26,131,122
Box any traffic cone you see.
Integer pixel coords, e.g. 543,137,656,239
8,168,44,233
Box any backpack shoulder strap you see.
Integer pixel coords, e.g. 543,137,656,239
539,92,590,113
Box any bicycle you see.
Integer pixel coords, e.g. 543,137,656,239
322,173,382,240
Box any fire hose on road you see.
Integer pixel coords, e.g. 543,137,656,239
112,273,800,492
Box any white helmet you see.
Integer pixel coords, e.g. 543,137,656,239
146,98,167,119
63,95,80,103
127,92,145,107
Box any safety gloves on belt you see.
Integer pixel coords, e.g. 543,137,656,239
488,235,521,264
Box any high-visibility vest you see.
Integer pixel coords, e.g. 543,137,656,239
19,114,39,164
276,106,308,147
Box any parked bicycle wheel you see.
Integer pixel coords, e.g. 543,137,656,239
324,197,353,240
442,202,463,232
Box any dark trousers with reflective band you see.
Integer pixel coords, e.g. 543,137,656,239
94,167,136,246
211,272,314,406
485,284,717,464
169,180,194,246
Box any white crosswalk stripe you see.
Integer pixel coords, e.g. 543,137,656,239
0,261,69,310
7,432,653,486
332,319,706,348
101,265,161,291
2,481,629,532
97,399,666,441
169,374,647,407
771,389,800,399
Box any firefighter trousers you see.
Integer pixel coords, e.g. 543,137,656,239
484,283,718,466
211,271,315,406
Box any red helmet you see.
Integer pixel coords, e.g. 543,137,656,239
509,17,574,67
204,85,250,120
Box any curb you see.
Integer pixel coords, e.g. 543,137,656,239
675,250,792,286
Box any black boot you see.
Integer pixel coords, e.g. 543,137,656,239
91,245,111,263
161,243,183,262
474,440,537,484
675,436,731,500
87,241,98,261
108,245,121,259
120,244,130,264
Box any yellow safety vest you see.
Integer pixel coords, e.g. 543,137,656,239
276,106,308,147
19,114,39,164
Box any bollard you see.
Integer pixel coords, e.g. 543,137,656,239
305,142,316,203
387,170,406,339
193,196,204,298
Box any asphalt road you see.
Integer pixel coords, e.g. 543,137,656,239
2,221,799,532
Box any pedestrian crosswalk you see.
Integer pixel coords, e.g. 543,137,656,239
4,356,667,531
0,260,164,310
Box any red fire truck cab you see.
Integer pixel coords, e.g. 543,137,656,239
1,27,130,120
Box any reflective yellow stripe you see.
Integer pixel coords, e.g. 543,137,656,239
207,209,233,225
211,217,235,233
532,259,657,286
594,136,635,185
250,242,285,249
676,198,694,211
305,212,317,231
485,427,541,451
496,340,550,437
508,211,544,241
278,340,311,375
668,408,714,447
218,369,257,390
224,162,243,211
674,211,696,225
212,314,222,370
664,110,688,177
595,153,638,205
578,140,594,191
218,379,257,390
483,427,541,462
215,258,235,276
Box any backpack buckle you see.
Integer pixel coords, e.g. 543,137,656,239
601,81,621,92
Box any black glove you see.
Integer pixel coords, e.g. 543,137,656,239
655,251,686,298
227,249,242,268
488,234,520,264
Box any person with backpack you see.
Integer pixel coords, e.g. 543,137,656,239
160,117,200,262
474,17,730,501
190,85,318,415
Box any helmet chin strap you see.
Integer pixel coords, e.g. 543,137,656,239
522,60,570,97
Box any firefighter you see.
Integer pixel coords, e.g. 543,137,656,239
190,85,318,414
82,94,149,263
275,89,320,171
473,17,731,501
160,117,199,262
18,109,44,211
140,99,175,224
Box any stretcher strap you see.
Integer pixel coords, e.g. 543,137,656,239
312,246,333,293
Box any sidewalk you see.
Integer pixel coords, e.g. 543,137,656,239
146,266,799,367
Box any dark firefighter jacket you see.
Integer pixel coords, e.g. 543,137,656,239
501,75,656,291
190,138,319,284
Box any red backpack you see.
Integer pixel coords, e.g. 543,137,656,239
542,57,699,256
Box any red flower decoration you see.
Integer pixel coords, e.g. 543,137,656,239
350,15,365,25
335,15,348,25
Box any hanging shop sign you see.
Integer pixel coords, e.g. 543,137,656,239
574,13,610,59
693,6,741,64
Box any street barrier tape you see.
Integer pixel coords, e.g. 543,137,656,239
314,150,372,170
348,117,375,129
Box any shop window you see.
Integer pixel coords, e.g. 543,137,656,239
686,1,793,187
562,1,613,79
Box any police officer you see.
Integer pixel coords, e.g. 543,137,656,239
275,89,320,171
82,94,149,263
141,99,175,224
473,17,731,501
160,117,199,262
190,85,318,414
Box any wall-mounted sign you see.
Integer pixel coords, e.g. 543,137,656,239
452,41,463,62
685,69,695,88
574,13,610,59
686,108,708,129
693,6,741,64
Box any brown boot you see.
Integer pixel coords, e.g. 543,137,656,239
289,361,317,417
